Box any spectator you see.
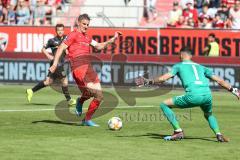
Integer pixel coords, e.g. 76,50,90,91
52,6,61,25
10,0,17,6
44,0,54,25
209,0,221,8
59,0,69,13
1,0,9,23
1,0,10,8
199,3,211,22
33,0,46,25
167,1,182,26
180,0,194,9
203,33,220,57
143,0,157,22
199,16,212,28
124,0,131,6
15,0,31,25
182,1,198,26
222,0,237,8
0,4,3,24
217,3,229,22
212,13,225,28
206,5,218,19
229,0,240,29
143,0,149,21
147,0,157,21
185,17,195,28
7,4,15,24
29,0,36,10
175,15,186,27
195,0,208,13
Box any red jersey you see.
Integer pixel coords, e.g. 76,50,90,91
222,0,236,7
213,20,224,28
183,8,198,26
63,30,92,60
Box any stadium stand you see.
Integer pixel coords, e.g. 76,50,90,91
80,0,143,27
0,0,239,29
60,0,85,26
164,0,240,29
140,0,174,27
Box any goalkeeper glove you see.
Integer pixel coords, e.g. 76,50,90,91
229,87,240,99
144,78,154,86
135,77,154,87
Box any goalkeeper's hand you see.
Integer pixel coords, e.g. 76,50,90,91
229,87,240,99
135,77,154,87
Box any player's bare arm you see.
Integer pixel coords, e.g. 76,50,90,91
65,48,69,55
42,47,54,60
93,31,122,50
49,43,68,73
211,75,239,99
203,46,209,54
152,73,173,84
136,73,173,87
210,75,231,90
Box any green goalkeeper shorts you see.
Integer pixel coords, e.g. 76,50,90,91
173,94,213,113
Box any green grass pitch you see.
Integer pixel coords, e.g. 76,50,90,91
0,84,239,160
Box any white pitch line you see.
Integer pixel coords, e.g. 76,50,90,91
0,108,62,112
0,106,155,112
116,105,155,109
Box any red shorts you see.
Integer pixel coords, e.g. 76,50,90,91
72,64,100,91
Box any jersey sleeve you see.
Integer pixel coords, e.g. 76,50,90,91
63,32,76,46
170,64,179,76
43,39,52,49
204,66,214,78
63,35,67,41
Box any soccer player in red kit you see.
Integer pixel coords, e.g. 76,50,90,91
49,14,122,127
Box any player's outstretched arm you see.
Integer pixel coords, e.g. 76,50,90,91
211,75,240,99
93,31,122,50
152,73,173,84
49,43,68,73
136,73,173,87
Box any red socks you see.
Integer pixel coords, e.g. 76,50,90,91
85,99,101,120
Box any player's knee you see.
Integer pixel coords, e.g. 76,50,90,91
204,112,212,119
62,82,68,87
95,92,103,102
160,103,166,110
43,80,50,86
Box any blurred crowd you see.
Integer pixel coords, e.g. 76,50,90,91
1,0,239,29
0,0,71,25
167,0,240,29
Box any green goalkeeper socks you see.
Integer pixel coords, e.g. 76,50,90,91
205,114,220,134
160,103,220,134
160,103,181,130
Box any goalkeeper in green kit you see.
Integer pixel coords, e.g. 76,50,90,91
136,47,240,142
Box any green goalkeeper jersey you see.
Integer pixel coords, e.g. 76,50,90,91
170,60,213,95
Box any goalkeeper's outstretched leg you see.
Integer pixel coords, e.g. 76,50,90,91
160,98,184,141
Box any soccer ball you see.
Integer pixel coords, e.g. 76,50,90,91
108,117,123,131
